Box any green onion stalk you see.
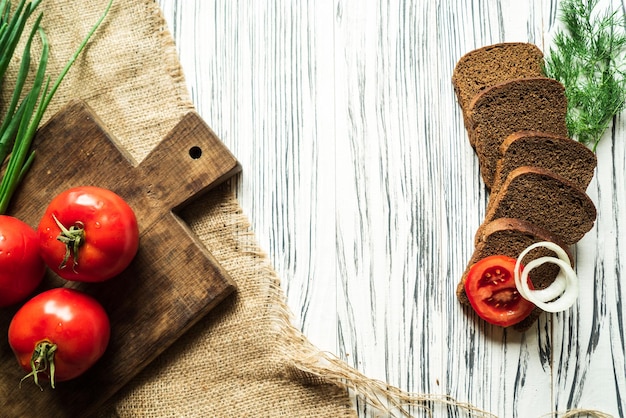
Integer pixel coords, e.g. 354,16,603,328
0,0,113,214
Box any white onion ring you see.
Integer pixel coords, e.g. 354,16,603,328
514,241,579,312
529,273,567,302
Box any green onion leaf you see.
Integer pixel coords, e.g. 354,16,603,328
0,0,113,214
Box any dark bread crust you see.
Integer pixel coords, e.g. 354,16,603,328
452,43,544,146
468,77,569,189
480,166,597,245
490,131,597,199
457,218,573,331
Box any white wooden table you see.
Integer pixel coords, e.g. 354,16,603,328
157,1,625,416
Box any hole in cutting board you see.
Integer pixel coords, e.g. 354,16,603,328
189,146,202,159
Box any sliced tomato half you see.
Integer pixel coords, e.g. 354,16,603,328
465,255,535,327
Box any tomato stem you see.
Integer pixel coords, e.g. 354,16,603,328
53,213,84,272
20,340,57,390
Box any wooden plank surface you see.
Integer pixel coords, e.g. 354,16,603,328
0,100,240,417
158,0,626,416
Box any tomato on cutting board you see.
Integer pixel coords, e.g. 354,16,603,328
0,215,46,307
465,255,535,327
8,288,110,389
37,186,139,282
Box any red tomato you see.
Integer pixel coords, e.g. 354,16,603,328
38,186,139,282
465,255,535,327
8,288,110,388
0,215,46,307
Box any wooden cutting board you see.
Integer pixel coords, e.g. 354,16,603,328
0,100,241,417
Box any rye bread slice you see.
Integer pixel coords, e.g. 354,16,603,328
468,77,569,189
488,131,597,212
479,166,597,245
452,43,544,145
457,217,573,331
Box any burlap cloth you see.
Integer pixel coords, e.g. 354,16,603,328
3,1,428,416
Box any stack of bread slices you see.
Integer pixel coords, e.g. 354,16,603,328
452,42,598,330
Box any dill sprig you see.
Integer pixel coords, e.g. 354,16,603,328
544,0,626,152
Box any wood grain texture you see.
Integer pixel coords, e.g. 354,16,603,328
0,100,239,417
158,0,626,416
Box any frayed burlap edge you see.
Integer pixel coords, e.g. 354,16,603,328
173,184,501,418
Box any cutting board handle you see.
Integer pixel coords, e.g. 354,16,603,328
137,112,241,211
